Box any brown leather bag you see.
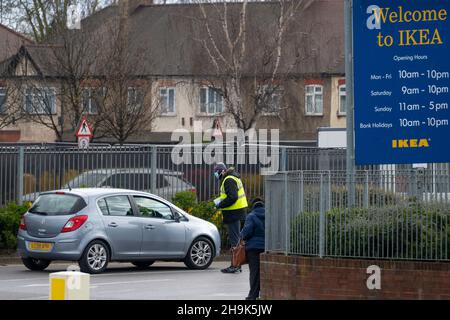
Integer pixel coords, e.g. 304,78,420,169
231,239,247,267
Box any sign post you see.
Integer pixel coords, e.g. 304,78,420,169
345,0,356,207
76,116,93,149
353,0,450,165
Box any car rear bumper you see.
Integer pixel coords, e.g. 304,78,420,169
17,233,83,261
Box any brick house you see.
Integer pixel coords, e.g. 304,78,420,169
0,0,346,144
0,23,34,142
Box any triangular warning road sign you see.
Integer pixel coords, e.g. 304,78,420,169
76,116,93,137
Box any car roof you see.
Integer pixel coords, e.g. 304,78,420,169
41,188,158,199
75,169,183,175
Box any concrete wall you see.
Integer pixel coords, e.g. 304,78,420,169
261,253,450,300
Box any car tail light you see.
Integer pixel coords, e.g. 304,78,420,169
19,217,27,230
61,215,88,233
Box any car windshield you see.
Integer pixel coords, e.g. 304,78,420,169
29,193,86,216
64,173,109,188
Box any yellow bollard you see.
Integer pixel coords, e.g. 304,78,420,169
49,271,90,300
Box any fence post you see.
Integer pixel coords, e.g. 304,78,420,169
151,146,157,194
363,171,369,208
319,173,325,258
17,146,24,205
299,171,304,213
284,172,290,255
280,147,287,172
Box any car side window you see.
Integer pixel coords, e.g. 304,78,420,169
99,196,134,217
97,198,109,215
133,196,174,220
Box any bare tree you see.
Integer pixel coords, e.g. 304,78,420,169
5,25,104,142
0,0,117,42
0,78,26,129
191,0,315,131
93,11,160,144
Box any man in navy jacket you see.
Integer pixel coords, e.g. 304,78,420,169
240,198,265,300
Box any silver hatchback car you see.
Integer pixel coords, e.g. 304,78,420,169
17,188,220,274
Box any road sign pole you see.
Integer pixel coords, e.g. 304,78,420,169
345,0,356,207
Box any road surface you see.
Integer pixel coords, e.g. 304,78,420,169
0,261,250,300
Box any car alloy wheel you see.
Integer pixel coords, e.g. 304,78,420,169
189,239,213,268
87,244,107,271
79,240,109,274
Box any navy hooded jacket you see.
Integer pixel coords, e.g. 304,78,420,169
240,206,265,251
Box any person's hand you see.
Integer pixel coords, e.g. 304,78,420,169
213,197,221,208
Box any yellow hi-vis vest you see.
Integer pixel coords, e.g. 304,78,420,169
219,175,248,211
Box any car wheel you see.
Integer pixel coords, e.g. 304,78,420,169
184,237,214,270
21,258,51,271
78,240,110,274
132,261,155,269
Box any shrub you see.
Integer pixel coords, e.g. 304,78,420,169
189,200,228,248
172,190,198,213
291,202,450,260
0,202,30,249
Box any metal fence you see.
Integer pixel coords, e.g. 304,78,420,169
0,143,349,206
265,170,450,261
1,144,450,205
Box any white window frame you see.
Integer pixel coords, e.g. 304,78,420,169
338,84,346,116
159,87,176,116
0,87,6,113
305,85,323,116
25,87,56,115
82,87,105,115
199,87,224,115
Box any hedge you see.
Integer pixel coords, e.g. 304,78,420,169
0,202,30,249
291,202,449,260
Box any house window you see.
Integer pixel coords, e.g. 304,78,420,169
200,87,223,115
260,86,283,114
127,87,144,112
82,88,104,114
160,87,175,115
338,85,346,115
305,85,323,115
0,87,6,113
25,87,56,114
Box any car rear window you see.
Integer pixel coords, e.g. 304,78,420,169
29,193,87,216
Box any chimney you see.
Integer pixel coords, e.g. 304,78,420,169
120,0,153,16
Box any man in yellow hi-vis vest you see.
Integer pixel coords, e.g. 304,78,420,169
213,162,248,273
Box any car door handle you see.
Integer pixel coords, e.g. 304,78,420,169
145,224,155,230
108,222,118,228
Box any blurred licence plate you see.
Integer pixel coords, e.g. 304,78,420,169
29,242,53,252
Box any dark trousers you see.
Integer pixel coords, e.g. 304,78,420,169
225,220,241,248
246,249,264,300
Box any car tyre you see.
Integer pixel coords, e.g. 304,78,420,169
132,261,155,269
78,240,110,274
22,258,51,271
184,237,214,270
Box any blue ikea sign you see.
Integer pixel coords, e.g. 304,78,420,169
353,0,450,165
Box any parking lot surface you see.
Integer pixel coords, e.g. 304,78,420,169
0,261,249,300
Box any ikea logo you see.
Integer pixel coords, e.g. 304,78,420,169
392,139,430,149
